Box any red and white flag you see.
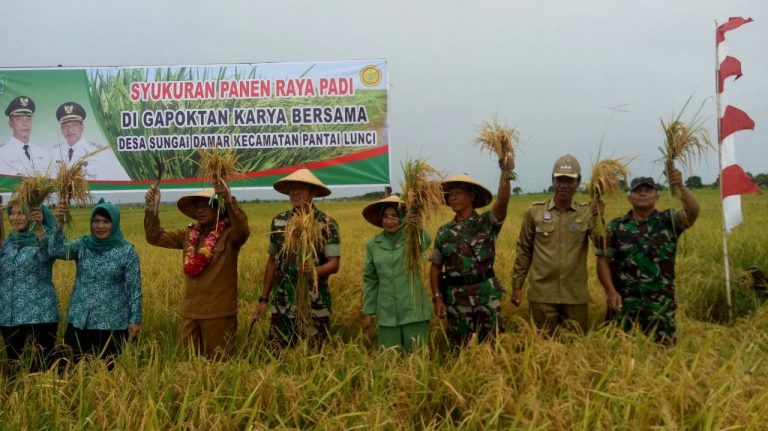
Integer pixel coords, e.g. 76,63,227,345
716,17,760,233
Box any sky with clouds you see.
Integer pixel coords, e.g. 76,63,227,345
1,0,766,202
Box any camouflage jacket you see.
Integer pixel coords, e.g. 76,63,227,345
430,211,504,299
597,209,687,298
268,206,340,306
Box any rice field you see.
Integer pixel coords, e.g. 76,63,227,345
1,188,767,429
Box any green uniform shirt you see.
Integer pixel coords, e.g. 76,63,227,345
362,229,432,327
512,198,594,304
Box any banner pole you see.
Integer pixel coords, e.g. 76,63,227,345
714,20,734,322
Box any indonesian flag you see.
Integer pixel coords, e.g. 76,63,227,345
717,17,760,233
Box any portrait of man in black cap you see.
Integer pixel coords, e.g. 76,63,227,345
51,101,130,180
0,96,51,175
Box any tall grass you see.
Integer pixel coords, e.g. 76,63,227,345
1,189,767,429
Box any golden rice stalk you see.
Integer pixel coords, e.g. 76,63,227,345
197,147,244,214
474,121,519,180
659,98,714,195
11,172,56,240
53,147,106,224
588,157,632,250
278,206,331,336
400,158,444,276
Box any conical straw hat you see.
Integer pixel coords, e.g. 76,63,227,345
362,195,402,228
442,174,493,208
177,188,217,219
273,168,331,197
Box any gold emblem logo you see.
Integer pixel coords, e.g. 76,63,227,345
64,104,74,114
360,65,382,87
19,97,29,107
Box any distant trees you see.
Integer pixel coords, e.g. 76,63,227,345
685,176,704,189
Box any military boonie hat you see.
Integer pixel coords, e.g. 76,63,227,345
362,195,403,228
552,154,581,178
56,102,87,124
177,189,217,219
273,168,331,197
5,96,35,117
442,174,493,208
629,177,658,191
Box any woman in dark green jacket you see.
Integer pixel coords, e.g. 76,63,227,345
361,196,432,352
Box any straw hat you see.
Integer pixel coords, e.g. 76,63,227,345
362,195,403,227
273,168,331,197
442,174,493,208
177,189,216,219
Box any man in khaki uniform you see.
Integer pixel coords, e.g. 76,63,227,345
511,154,596,334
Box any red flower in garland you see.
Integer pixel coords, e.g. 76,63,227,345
183,220,226,277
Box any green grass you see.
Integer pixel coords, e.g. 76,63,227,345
1,188,767,429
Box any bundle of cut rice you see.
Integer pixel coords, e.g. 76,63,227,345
197,147,244,215
588,157,631,250
400,158,444,276
11,172,56,240
474,121,519,181
278,206,331,336
659,99,713,195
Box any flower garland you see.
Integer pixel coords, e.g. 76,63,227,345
183,220,226,277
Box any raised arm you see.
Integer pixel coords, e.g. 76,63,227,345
144,186,185,249
491,158,514,222
669,169,700,228
215,179,250,247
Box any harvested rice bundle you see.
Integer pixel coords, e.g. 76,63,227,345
11,172,56,240
197,147,244,214
53,147,105,224
474,121,519,181
400,158,444,275
659,100,713,195
588,157,631,249
278,206,331,335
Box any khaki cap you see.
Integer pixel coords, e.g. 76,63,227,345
442,174,493,208
362,195,403,227
552,154,581,178
273,168,331,197
177,189,216,219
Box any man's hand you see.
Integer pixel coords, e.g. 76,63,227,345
667,168,684,187
145,185,161,211
254,301,268,319
511,288,523,307
499,156,515,174
589,199,605,217
607,289,623,312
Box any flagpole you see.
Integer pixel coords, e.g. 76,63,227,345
714,20,734,322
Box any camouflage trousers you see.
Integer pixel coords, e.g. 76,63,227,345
269,287,331,352
614,294,677,344
443,285,504,347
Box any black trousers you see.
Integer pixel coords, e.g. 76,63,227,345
63,324,128,364
0,323,59,372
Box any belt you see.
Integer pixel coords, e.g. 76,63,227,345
441,268,495,287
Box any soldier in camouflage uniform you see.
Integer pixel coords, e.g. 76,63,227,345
254,169,341,351
596,171,699,343
429,158,513,347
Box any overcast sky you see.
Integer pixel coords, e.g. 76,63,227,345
2,0,766,202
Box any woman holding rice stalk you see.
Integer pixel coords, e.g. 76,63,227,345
254,168,341,352
51,200,142,366
144,179,250,360
0,203,60,373
361,195,432,353
429,158,514,347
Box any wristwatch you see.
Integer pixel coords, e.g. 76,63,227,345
258,295,269,304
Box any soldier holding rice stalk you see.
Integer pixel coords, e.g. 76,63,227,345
254,168,341,352
595,109,705,343
429,151,514,347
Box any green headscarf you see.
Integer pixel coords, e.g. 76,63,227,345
80,202,128,252
5,205,56,247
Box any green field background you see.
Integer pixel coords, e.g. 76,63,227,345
1,188,767,429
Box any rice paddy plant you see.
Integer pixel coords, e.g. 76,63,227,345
1,191,767,428
278,206,331,336
659,97,714,195
587,156,632,250
473,120,520,181
53,148,106,225
400,158,444,277
9,172,56,239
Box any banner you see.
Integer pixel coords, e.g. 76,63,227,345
0,59,389,192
